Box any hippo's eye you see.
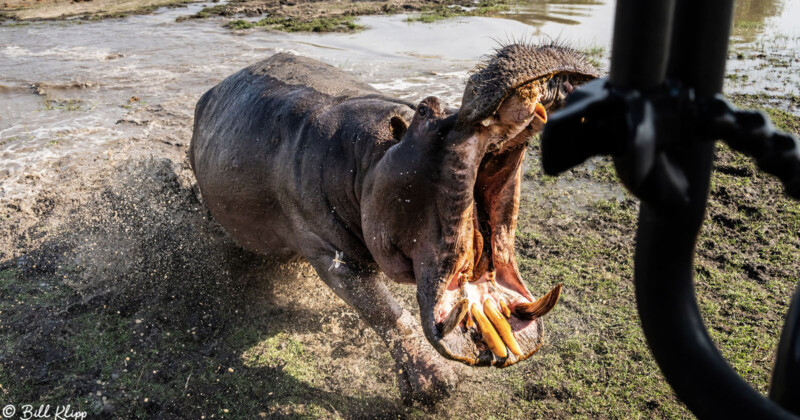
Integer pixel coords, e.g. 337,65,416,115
418,104,429,118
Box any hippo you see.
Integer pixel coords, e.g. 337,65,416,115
189,44,599,404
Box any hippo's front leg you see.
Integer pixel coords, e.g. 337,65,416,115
305,251,458,405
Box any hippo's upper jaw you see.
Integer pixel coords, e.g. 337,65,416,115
363,44,598,367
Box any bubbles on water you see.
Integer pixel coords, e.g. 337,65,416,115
2,45,117,62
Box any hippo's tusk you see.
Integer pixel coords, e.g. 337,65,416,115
499,298,511,318
514,283,563,320
533,103,548,123
439,298,470,337
466,312,475,329
484,298,522,356
470,303,508,358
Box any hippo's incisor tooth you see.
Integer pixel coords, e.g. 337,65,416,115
483,298,522,356
466,312,474,329
470,303,507,358
499,299,511,318
439,299,470,337
514,283,563,320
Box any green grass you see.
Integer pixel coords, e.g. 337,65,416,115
726,72,750,83
38,98,85,112
185,4,231,19
580,45,606,68
735,20,764,30
225,15,363,32
406,2,510,23
729,93,800,133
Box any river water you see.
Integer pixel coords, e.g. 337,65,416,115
0,0,798,198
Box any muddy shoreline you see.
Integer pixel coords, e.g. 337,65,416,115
1,0,194,21
1,0,512,31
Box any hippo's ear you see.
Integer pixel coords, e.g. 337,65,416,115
389,116,408,142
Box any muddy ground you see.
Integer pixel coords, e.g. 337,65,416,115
1,0,510,31
1,86,799,418
0,0,195,20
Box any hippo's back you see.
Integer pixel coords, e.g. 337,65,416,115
189,53,379,171
189,53,413,257
247,53,380,98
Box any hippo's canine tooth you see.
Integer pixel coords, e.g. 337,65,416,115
499,298,511,318
470,303,507,358
439,299,470,337
515,283,563,320
484,298,522,356
533,102,548,123
466,312,475,329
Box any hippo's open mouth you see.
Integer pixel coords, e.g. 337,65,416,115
429,108,563,367
423,44,599,366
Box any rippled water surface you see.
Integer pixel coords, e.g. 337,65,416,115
1,0,798,195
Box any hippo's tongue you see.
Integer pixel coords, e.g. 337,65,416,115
458,43,600,126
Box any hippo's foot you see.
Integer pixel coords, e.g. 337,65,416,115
390,311,458,406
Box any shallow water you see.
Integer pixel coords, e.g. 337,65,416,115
0,0,798,198
727,0,800,97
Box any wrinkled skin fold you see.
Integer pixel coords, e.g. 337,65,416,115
189,44,598,404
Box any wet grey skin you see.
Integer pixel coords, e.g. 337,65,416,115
189,44,598,404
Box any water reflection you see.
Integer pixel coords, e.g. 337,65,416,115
506,0,615,47
733,0,787,42
511,0,606,26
